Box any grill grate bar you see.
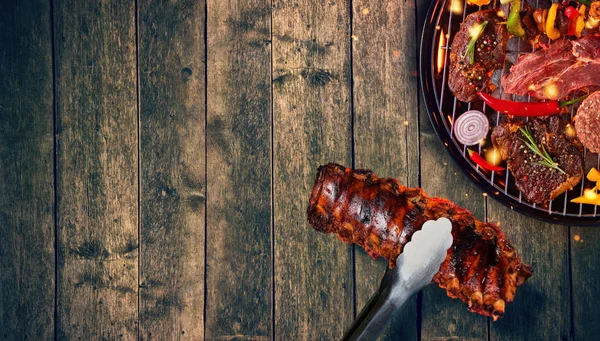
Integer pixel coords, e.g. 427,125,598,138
438,0,453,112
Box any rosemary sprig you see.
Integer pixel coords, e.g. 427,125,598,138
463,21,488,64
519,126,566,175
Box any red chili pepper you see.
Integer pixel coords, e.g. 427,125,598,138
468,149,505,172
477,92,589,116
564,6,579,36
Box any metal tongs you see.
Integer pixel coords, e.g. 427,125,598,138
342,218,454,341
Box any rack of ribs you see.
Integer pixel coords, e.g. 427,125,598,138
307,163,533,320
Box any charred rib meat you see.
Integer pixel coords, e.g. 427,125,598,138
307,164,533,320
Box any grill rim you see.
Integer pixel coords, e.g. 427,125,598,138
419,0,600,226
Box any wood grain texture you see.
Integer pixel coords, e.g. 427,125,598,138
417,1,487,338
419,129,488,340
205,0,272,339
571,227,600,341
272,1,353,339
54,0,139,338
488,204,570,341
138,0,206,339
0,0,55,339
352,0,420,340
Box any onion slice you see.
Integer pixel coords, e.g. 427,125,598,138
454,110,489,146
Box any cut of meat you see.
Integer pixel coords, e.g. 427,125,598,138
491,116,584,205
501,35,600,100
307,163,533,320
574,91,600,153
449,10,507,103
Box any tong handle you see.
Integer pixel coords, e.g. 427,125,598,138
341,269,412,341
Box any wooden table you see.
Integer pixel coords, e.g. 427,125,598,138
1,0,598,340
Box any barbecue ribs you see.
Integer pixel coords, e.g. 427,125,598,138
307,163,533,320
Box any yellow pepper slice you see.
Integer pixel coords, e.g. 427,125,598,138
571,189,600,205
571,168,600,205
588,167,600,182
576,5,586,38
546,4,561,40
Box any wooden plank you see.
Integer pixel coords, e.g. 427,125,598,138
54,0,139,338
0,0,55,339
571,227,600,340
419,133,488,339
272,1,353,339
352,0,420,339
138,0,206,339
417,0,487,337
488,205,570,340
205,0,272,339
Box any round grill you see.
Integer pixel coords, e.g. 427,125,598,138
420,0,600,224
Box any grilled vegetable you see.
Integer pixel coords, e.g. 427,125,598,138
533,8,548,33
454,110,489,145
586,1,600,29
468,149,505,171
546,3,561,40
477,92,588,116
507,0,526,37
571,168,600,205
468,0,492,5
565,6,580,36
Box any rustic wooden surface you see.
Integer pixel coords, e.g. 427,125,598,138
138,0,206,339
54,0,139,339
0,0,54,339
272,1,353,339
206,0,272,339
352,1,420,340
1,0,599,340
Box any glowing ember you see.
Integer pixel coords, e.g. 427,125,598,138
484,148,502,166
584,188,597,200
565,124,576,139
437,30,446,74
543,82,559,100
451,0,463,15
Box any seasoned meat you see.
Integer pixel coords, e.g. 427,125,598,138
502,35,600,100
575,91,600,153
307,164,533,320
449,11,507,102
491,117,584,205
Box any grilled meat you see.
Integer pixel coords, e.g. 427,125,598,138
574,91,600,153
449,10,507,102
502,35,600,100
491,117,584,205
307,164,533,320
